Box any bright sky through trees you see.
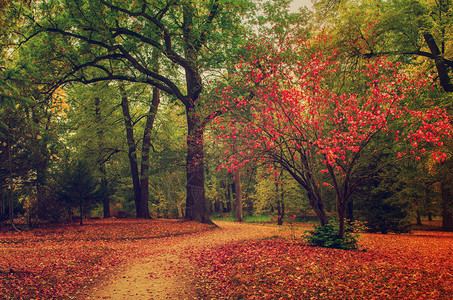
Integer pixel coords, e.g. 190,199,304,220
290,0,312,11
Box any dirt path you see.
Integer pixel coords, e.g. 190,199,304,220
84,221,280,299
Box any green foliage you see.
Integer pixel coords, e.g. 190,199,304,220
211,213,274,223
360,195,411,234
253,168,310,216
304,221,359,250
354,157,413,234
56,159,98,219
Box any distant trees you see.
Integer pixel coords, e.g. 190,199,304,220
56,160,97,225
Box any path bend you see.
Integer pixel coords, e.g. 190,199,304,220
84,221,279,299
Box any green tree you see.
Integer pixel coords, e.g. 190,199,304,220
146,99,187,218
19,0,254,223
66,82,128,218
57,159,97,225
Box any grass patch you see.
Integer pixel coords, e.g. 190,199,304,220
211,214,272,223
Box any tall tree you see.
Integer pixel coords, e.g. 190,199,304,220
118,82,160,218
94,96,110,218
20,0,253,223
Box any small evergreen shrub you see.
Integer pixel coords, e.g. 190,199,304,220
361,197,410,234
303,221,359,250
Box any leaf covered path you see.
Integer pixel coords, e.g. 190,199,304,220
84,221,280,299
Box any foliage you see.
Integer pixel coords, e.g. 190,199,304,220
303,221,359,250
0,219,213,299
352,151,413,233
319,0,453,92
214,32,453,236
146,100,187,218
253,168,310,218
194,230,453,299
13,0,261,223
360,196,410,234
355,171,412,234
56,159,97,221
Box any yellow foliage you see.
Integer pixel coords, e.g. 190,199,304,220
51,87,69,117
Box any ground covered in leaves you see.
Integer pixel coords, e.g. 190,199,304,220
2,220,452,300
193,229,453,299
0,219,213,299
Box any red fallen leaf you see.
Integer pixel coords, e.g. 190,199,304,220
192,231,453,299
0,219,213,299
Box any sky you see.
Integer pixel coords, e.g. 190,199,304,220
290,0,313,11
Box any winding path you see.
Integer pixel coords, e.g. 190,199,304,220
84,221,280,299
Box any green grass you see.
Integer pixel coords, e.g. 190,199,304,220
211,214,272,223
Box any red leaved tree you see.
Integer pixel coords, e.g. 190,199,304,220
213,35,452,238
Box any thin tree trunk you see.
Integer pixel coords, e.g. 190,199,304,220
281,184,285,223
283,165,328,225
79,188,83,226
338,201,346,239
139,49,161,219
234,169,243,222
416,210,422,225
100,163,109,218
346,198,354,221
441,180,453,231
95,97,110,218
6,124,20,231
120,84,142,218
276,181,283,226
139,87,160,219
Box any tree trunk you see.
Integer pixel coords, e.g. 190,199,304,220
182,12,212,224
428,211,433,222
441,180,453,231
346,198,354,221
139,87,160,219
184,113,212,224
79,188,83,226
234,169,243,222
275,174,284,226
139,49,161,219
284,166,328,226
94,97,110,218
307,191,328,226
281,186,285,224
416,210,422,225
120,84,142,217
338,200,346,239
422,33,453,92
100,163,109,218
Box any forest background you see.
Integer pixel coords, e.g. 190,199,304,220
1,0,453,235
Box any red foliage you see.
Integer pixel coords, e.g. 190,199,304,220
193,231,453,299
0,219,212,299
214,36,452,174
212,34,452,233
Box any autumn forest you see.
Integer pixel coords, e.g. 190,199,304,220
1,0,453,299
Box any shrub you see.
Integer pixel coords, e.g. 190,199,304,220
303,221,359,250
